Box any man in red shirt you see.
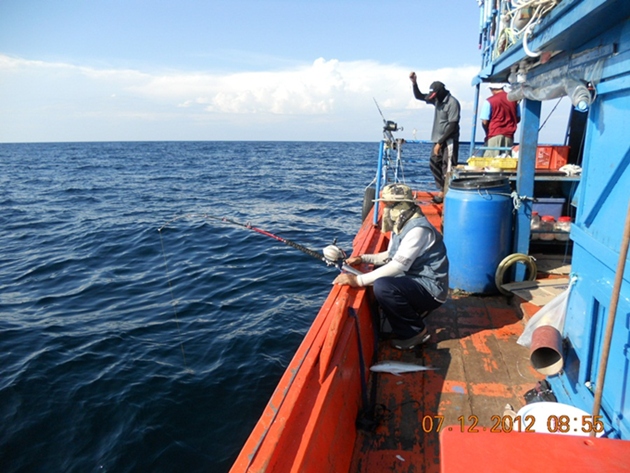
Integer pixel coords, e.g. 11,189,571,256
481,83,520,157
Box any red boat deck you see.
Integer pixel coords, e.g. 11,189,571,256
350,192,547,472
230,191,591,473
350,288,544,472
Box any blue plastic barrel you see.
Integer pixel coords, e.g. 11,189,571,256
443,176,513,293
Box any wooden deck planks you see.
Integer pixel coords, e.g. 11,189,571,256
349,194,544,472
350,293,544,472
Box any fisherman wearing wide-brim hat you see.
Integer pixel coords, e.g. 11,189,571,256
333,183,449,350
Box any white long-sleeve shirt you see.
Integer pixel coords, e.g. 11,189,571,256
356,226,436,287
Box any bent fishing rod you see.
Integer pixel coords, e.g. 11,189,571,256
158,213,363,276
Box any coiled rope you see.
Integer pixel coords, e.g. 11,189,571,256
495,253,538,295
493,0,560,58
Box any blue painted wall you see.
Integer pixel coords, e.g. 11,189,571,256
548,12,630,439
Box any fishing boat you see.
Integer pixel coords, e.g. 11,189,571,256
230,0,630,471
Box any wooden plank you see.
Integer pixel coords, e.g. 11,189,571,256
502,277,570,290
531,254,572,275
502,278,569,306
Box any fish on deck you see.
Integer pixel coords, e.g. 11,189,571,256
369,360,437,376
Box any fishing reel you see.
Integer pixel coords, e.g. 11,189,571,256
322,241,348,268
383,121,403,144
384,120,400,132
374,99,403,144
322,240,363,276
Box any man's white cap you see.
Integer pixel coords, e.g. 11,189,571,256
487,82,507,89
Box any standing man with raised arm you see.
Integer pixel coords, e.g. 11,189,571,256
409,73,460,203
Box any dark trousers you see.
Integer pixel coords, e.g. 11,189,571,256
373,277,442,339
430,139,459,190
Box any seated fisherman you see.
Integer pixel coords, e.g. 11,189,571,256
333,183,449,350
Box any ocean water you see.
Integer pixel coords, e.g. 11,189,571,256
0,140,451,472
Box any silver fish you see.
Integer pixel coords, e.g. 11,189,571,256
369,360,437,376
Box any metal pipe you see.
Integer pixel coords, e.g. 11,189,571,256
373,140,385,226
470,82,480,155
591,199,630,435
530,325,563,375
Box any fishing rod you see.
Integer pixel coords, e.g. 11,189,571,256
158,213,363,276
373,97,402,143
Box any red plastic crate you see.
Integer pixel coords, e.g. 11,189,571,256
536,145,570,170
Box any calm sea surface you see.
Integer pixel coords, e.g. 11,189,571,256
0,140,467,472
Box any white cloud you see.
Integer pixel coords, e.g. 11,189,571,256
127,57,419,116
0,54,568,143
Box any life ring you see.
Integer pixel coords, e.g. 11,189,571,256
495,253,537,295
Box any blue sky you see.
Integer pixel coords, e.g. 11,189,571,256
0,0,568,143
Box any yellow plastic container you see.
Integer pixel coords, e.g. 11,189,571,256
466,157,518,169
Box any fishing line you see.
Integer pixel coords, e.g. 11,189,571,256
156,213,362,367
158,229,189,370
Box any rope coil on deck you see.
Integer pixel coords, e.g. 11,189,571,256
495,253,538,295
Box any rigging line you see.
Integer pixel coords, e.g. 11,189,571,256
539,97,563,131
158,228,188,369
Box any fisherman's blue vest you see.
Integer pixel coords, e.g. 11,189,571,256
388,216,449,302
